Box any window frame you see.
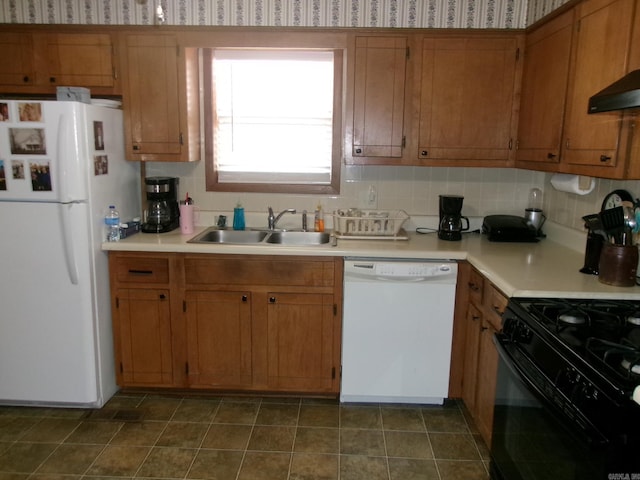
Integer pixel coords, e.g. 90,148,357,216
203,46,343,194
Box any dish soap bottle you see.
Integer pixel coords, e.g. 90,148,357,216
314,203,325,232
233,201,245,230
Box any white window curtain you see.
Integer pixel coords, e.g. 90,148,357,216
213,49,335,185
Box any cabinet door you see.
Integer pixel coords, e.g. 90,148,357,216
561,0,635,171
0,32,35,86
44,33,115,88
461,303,482,413
113,288,173,386
476,320,499,446
124,34,182,158
267,293,337,393
516,10,573,167
418,36,519,164
351,36,408,159
185,290,253,388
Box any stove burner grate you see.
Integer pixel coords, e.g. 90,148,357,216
626,313,640,326
558,311,588,325
586,337,640,381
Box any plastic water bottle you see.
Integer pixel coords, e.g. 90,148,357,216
105,205,120,242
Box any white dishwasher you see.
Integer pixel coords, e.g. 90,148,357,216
341,258,458,405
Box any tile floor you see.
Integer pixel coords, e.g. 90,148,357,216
0,393,490,480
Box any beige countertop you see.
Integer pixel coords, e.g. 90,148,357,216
103,226,640,300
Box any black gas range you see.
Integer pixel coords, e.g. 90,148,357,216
491,297,640,480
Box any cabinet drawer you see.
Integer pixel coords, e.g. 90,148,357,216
468,268,484,305
484,283,508,331
184,255,336,287
113,257,170,284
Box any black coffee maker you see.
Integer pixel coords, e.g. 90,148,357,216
141,176,180,233
438,195,470,241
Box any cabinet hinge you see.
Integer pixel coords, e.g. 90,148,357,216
406,46,410,59
331,366,336,379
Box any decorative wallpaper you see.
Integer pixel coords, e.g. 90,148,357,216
0,0,540,29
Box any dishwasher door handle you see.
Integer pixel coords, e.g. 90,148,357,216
352,263,375,270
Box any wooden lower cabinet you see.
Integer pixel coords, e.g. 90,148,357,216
112,287,173,386
185,290,253,388
267,292,337,393
109,252,342,396
461,302,482,414
452,263,507,446
475,318,500,443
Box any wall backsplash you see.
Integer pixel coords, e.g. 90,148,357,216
145,160,640,234
146,160,548,221
7,0,632,235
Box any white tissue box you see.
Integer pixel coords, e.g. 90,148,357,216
56,87,91,104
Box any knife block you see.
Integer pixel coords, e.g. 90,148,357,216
598,243,638,287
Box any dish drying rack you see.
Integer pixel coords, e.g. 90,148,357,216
332,209,410,239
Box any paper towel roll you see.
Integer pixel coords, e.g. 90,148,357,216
550,174,595,195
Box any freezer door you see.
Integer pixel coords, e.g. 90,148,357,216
0,100,88,202
0,202,106,406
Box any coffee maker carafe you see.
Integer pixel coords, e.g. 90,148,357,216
438,195,469,241
142,177,180,233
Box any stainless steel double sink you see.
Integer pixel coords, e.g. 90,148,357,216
188,227,333,246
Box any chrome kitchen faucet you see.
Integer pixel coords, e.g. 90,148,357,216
267,207,296,230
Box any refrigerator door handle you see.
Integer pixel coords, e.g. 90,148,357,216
59,203,79,285
55,105,85,202
57,110,70,202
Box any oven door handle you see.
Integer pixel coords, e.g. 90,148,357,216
493,333,609,448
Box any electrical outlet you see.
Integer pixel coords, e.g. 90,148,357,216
367,185,377,207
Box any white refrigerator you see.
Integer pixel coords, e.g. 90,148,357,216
0,99,140,407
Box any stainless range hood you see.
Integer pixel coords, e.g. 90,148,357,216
588,69,640,113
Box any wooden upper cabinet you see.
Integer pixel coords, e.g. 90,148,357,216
43,33,115,88
123,34,200,162
515,10,574,169
417,36,521,166
348,36,409,163
0,32,35,86
561,0,635,175
0,30,118,95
